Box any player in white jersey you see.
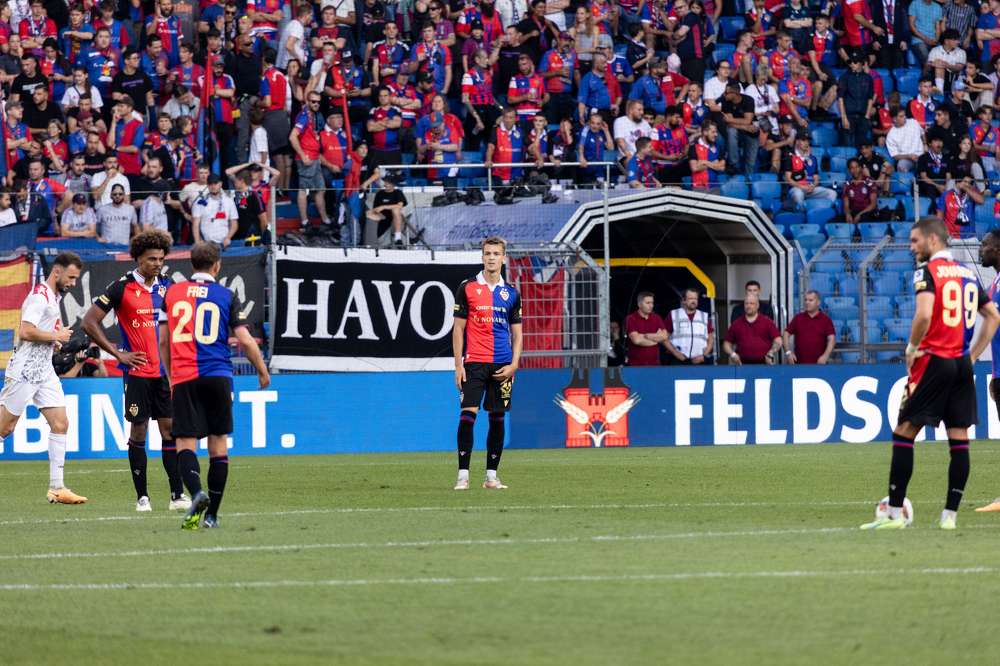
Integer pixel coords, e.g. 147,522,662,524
0,252,87,504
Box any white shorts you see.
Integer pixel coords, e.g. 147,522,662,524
0,375,65,416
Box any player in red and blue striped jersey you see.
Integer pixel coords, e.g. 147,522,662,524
83,230,188,513
452,236,522,491
159,242,269,530
862,218,999,530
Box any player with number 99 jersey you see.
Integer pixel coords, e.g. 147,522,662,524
901,249,987,428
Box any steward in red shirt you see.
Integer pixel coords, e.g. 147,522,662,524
723,296,781,364
625,291,667,366
783,290,836,364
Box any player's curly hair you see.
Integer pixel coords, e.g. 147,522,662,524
129,229,172,261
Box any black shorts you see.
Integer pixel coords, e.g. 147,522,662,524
123,375,171,423
897,354,977,429
171,376,234,439
460,362,514,412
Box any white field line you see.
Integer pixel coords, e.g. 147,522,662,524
0,499,887,528
0,527,857,561
3,566,1000,592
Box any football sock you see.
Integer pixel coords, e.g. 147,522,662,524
888,433,915,512
177,449,203,497
160,439,184,499
47,433,66,489
946,439,970,512
457,410,476,471
127,439,148,499
207,455,229,517
486,412,505,471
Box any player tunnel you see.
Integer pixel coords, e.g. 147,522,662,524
553,188,794,330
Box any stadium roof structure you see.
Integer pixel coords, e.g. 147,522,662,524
557,187,795,326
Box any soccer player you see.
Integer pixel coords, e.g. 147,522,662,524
0,252,86,504
159,242,269,530
451,236,522,491
861,218,1000,530
82,230,189,513
974,230,1000,513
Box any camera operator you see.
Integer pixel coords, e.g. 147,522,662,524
53,332,108,378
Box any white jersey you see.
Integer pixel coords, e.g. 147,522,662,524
6,282,62,384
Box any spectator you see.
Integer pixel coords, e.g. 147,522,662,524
886,107,925,173
59,193,97,237
703,60,731,110
578,112,614,185
872,0,909,69
578,52,617,126
91,152,130,206
485,106,524,187
626,136,658,188
909,0,944,69
461,48,499,151
27,157,68,228
625,291,667,366
688,120,725,192
743,65,779,139
765,114,797,173
630,58,667,118
837,54,874,147
276,3,312,70
24,86,63,137
731,280,775,320
96,184,136,244
291,91,332,228
672,0,705,85
928,29,967,94
608,320,626,366
857,139,893,193
917,134,949,200
783,290,835,364
538,32,575,124
843,158,879,223
192,174,237,246
937,175,982,236
928,107,965,156
110,47,154,116
720,81,757,178
782,133,837,211
951,134,987,190
970,105,999,172
778,57,812,129
613,99,652,164
0,191,17,227
230,169,266,241
942,78,975,126
909,77,939,129
365,174,408,247
132,155,175,233
943,0,976,51
962,60,993,109
508,53,548,132
664,287,714,365
107,95,144,177
723,294,782,365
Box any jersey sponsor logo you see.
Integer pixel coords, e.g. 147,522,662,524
554,367,640,448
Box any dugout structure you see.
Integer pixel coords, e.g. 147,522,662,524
548,187,794,330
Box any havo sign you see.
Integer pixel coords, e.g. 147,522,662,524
512,364,1000,448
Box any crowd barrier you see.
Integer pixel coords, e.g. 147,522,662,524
3,364,1000,461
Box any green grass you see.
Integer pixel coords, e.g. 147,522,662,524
4,442,1000,664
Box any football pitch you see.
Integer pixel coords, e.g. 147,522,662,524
4,442,1000,665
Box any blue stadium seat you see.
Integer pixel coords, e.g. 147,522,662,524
721,179,749,199
828,146,856,158
840,320,861,342
882,250,915,270
895,295,916,318
865,296,893,319
891,171,915,194
826,171,847,188
976,221,995,238
884,318,911,342
814,255,845,274
871,272,902,295
876,351,901,362
719,15,746,40
859,222,888,241
811,146,827,164
811,126,836,148
714,43,736,65
888,222,911,238
840,351,862,363
895,69,920,96
775,211,805,227
830,156,848,174
917,197,932,216
825,222,853,240
976,202,996,225
809,271,837,295
751,180,781,201
755,172,779,182
827,295,857,307
808,207,836,227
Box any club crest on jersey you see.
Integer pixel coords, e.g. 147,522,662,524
157,285,166,297
128,403,139,417
500,288,509,301
553,367,640,448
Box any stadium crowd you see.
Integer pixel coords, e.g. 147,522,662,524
2,0,1000,245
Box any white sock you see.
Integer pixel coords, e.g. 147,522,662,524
888,506,902,519
300,219,309,226
48,433,66,489
457,469,469,482
393,232,402,241
935,77,944,93
941,509,957,521
486,469,497,481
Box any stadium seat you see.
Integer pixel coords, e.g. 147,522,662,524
876,350,901,362
827,295,857,308
858,222,888,242
714,43,736,65
721,179,749,199
884,318,911,342
811,126,836,148
917,197,932,217
850,319,883,342
808,271,837,295
901,196,915,220
774,211,805,227
865,296,893,319
976,221,995,239
719,15,745,40
891,171,915,195
895,69,920,96
807,207,836,228
871,272,902,295
830,156,848,174
755,172,779,182
840,320,861,342
825,222,853,240
828,146,855,158
813,255,845,274
888,222,911,238
895,295,916,318
751,180,781,201
826,171,847,188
